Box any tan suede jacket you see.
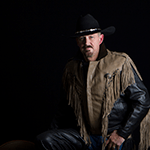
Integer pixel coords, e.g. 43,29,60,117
62,49,150,150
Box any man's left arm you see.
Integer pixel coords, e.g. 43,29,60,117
106,67,150,150
117,67,150,139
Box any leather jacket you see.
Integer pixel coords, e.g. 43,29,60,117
51,49,150,142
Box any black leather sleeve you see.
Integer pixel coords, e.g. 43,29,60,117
117,67,150,139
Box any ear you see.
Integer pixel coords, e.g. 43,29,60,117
76,38,79,46
99,34,104,45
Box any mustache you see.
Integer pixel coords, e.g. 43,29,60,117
82,45,93,49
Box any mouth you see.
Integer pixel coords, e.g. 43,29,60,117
85,47,92,51
82,45,93,50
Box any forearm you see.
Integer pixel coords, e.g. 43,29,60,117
117,104,149,139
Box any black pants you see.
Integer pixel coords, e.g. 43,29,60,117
35,128,88,150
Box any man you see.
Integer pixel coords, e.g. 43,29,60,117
36,14,150,150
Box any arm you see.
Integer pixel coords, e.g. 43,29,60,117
117,67,150,139
106,66,150,150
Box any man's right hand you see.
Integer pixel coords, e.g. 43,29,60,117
106,130,125,150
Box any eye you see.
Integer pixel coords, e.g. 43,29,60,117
90,36,94,39
79,37,84,41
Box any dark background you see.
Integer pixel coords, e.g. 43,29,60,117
2,0,150,145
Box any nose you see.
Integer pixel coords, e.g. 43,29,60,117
82,36,90,46
85,37,90,45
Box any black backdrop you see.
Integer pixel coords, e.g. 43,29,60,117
2,0,150,145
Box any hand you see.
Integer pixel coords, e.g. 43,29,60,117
106,130,125,150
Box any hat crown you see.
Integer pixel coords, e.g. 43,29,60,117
76,14,100,32
71,14,115,37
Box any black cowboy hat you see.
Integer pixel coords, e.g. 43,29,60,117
71,14,115,37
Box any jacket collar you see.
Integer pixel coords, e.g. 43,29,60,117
96,42,107,60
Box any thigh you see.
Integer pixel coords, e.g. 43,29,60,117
35,128,88,150
87,135,103,150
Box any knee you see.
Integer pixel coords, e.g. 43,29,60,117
35,129,87,150
35,131,53,150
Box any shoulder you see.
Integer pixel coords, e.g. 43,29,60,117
107,50,142,80
105,50,129,64
108,50,131,59
106,50,133,65
65,58,78,67
99,50,136,74
63,58,81,73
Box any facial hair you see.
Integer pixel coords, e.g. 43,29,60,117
82,45,93,58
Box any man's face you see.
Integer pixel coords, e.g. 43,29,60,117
76,33,104,61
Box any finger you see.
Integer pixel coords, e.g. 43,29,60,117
106,139,110,146
112,144,116,150
108,142,113,150
117,145,120,150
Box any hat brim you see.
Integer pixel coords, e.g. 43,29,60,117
71,26,115,38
